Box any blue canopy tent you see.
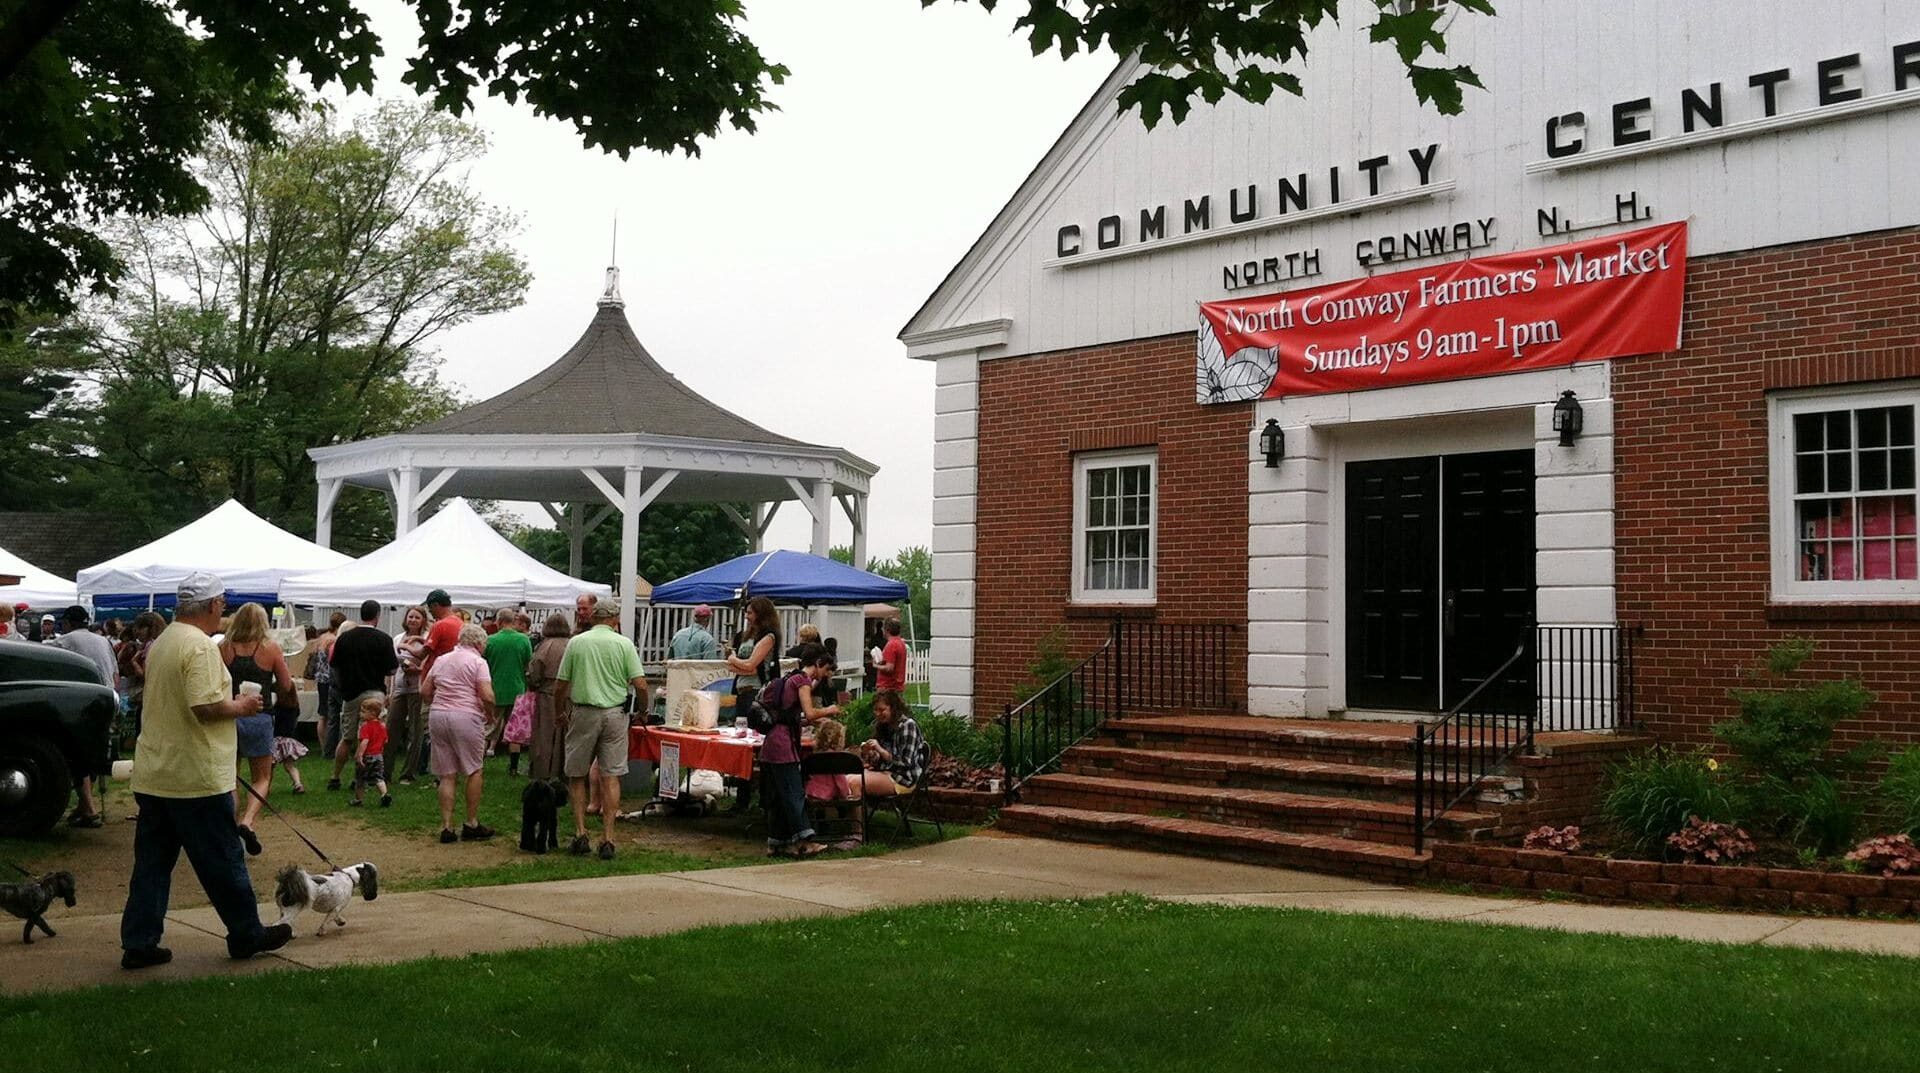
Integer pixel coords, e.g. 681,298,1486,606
650,550,906,606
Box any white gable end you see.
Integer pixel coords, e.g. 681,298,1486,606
903,0,1920,361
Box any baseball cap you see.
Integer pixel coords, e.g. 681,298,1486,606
177,572,224,602
12,602,27,614
693,604,712,620
590,602,620,620
425,589,452,607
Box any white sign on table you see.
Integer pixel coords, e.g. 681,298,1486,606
658,741,680,800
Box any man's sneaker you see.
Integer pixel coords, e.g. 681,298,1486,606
121,946,172,970
229,923,293,960
349,798,363,807
379,794,392,808
439,828,457,844
460,823,496,842
569,835,591,856
597,841,615,861
326,778,341,791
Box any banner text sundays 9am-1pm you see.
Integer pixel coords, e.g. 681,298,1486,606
1196,221,1688,404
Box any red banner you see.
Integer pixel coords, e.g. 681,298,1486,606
1196,221,1688,403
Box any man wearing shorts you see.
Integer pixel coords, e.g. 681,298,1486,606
326,599,396,790
553,602,646,860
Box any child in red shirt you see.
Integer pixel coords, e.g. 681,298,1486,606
352,697,392,808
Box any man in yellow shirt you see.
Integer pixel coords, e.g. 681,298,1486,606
120,573,293,970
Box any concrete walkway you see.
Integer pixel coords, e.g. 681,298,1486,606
5,833,1917,995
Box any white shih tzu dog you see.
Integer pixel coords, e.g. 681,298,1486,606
273,862,379,936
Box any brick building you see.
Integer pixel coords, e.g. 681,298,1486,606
901,2,1920,756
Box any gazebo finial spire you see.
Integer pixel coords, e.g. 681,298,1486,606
599,212,624,308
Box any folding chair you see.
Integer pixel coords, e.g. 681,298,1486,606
802,751,868,842
863,743,944,842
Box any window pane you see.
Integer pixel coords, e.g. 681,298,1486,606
1859,407,1890,449
1827,411,1852,448
1797,454,1825,494
1894,448,1915,491
1892,406,1915,447
1861,449,1889,491
1798,499,1851,582
1828,453,1852,493
1857,496,1914,580
1796,412,1825,452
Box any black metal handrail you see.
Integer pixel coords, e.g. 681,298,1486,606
999,622,1120,805
1411,638,1533,856
996,619,1244,805
1536,624,1639,731
1115,620,1244,713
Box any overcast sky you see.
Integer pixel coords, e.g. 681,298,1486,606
349,0,1113,560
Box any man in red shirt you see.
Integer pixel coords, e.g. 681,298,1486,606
874,619,909,693
420,589,463,679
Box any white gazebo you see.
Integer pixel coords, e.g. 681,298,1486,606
307,270,879,635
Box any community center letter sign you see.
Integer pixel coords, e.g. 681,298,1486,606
1196,221,1688,403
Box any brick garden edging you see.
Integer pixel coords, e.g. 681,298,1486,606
927,787,998,824
1430,843,1920,917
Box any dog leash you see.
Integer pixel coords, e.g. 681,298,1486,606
238,780,339,869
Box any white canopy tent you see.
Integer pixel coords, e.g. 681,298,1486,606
0,544,79,608
279,497,610,607
76,499,353,608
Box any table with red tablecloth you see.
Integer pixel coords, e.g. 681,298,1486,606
629,725,764,780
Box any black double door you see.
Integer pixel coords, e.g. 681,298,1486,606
1344,450,1535,712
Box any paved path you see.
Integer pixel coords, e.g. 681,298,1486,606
5,833,1918,995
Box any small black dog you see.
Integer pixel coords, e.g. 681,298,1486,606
519,778,570,853
0,871,76,944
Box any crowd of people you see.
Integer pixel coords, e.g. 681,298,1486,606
7,577,926,967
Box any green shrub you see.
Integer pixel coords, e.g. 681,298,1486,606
1717,639,1876,784
1881,747,1920,837
1010,626,1078,707
1600,747,1740,854
1778,773,1864,856
920,711,1004,769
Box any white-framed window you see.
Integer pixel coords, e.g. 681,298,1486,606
1770,383,1919,602
1072,449,1158,604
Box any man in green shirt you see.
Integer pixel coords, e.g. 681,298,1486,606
554,603,647,859
483,610,534,774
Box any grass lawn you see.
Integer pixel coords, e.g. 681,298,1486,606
2,897,1914,1071
0,752,967,898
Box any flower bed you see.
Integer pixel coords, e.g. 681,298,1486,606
1429,842,1920,916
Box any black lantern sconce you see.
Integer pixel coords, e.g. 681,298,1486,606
1552,390,1584,447
1259,419,1285,468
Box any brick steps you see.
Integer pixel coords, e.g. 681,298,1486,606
1099,715,1511,768
1021,772,1499,848
1060,744,1522,806
998,805,1428,882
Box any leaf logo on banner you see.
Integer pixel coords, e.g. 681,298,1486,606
1194,316,1278,404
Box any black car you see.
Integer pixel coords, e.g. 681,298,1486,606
0,641,117,836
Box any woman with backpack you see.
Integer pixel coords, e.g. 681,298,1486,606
722,596,781,812
756,644,841,857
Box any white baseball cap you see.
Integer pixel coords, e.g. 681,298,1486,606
176,571,225,602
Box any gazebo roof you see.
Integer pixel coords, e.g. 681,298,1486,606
413,290,803,447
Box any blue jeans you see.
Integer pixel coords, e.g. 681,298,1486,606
121,792,266,955
761,762,813,849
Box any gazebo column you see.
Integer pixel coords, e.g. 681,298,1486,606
389,466,420,538
314,477,344,549
619,467,642,638
568,503,587,577
809,479,833,557
851,494,868,569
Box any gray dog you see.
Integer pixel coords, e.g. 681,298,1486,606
0,871,77,944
